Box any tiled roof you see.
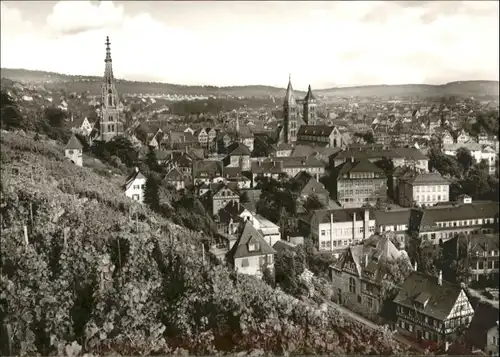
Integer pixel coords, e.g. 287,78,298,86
227,142,251,156
297,125,334,137
373,209,411,226
410,202,499,230
332,234,408,281
65,134,83,150
403,171,450,185
334,147,428,161
124,168,146,190
227,221,276,260
337,158,385,176
293,171,329,196
393,271,463,321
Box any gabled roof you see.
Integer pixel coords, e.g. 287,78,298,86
303,84,316,102
293,171,329,196
227,221,276,260
227,142,251,156
164,168,184,181
124,168,146,190
337,158,385,176
284,76,296,106
373,209,411,226
393,271,464,321
65,134,83,150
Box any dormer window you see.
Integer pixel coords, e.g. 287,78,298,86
248,242,260,252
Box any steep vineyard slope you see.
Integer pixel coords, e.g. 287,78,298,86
0,131,413,356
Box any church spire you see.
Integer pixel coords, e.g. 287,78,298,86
284,74,296,106
235,114,240,139
104,36,114,84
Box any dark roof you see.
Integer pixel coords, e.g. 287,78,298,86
124,168,146,190
297,125,334,137
402,171,450,185
410,202,499,231
466,302,499,350
227,221,275,260
65,134,83,150
303,84,316,102
293,171,329,196
304,208,375,226
373,209,411,226
334,147,428,161
337,158,385,176
333,235,409,282
227,142,251,156
393,271,464,321
193,160,223,177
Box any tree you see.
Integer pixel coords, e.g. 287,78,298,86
146,148,160,172
144,174,160,212
240,191,249,203
456,147,475,174
274,247,306,296
303,195,325,212
0,90,23,129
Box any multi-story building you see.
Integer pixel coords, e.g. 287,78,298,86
336,158,387,208
163,168,185,191
466,303,499,356
330,234,411,315
408,197,499,247
373,208,411,246
331,147,429,173
299,208,376,257
457,130,472,144
296,125,346,148
393,271,475,349
192,160,224,185
194,128,209,147
302,85,318,125
397,171,450,207
442,232,499,285
204,182,240,216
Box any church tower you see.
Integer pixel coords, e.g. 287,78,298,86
303,84,317,125
99,36,123,142
283,75,298,144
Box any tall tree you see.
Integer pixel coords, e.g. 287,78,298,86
303,195,325,212
456,147,474,174
143,175,160,212
146,148,160,172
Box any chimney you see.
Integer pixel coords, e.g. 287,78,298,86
330,213,334,250
414,261,418,272
438,270,442,286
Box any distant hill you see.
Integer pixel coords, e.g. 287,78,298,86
1,68,498,99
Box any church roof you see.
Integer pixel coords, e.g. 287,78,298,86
304,84,316,102
284,75,296,106
65,134,83,150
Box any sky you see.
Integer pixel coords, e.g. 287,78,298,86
1,1,499,89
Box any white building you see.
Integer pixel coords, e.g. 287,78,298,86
124,167,146,203
250,214,281,247
64,134,83,167
300,208,376,258
398,171,450,207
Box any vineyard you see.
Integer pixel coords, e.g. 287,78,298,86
0,131,415,356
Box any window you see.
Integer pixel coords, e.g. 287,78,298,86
67,149,73,155
367,296,374,309
248,243,260,252
321,230,326,236
241,258,249,267
357,295,362,303
349,277,356,293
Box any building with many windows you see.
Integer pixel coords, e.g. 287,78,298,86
336,158,387,208
397,171,450,207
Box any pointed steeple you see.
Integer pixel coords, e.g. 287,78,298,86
284,74,296,106
104,36,114,84
304,84,316,102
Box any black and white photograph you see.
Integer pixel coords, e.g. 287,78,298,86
0,1,499,356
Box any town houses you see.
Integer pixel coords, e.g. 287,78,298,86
50,37,500,355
